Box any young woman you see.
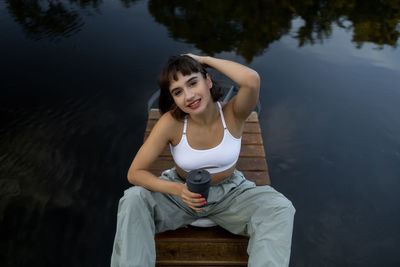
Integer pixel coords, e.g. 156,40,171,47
111,54,295,267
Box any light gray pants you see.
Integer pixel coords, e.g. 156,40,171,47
111,168,295,267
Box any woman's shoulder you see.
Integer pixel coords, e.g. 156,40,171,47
159,110,183,126
156,111,184,141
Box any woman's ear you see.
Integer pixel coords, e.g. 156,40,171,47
206,73,213,89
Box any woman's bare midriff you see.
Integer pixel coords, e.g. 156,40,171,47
176,164,236,185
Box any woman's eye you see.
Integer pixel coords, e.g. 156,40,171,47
189,81,197,87
174,90,182,96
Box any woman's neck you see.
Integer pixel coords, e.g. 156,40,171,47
189,101,219,126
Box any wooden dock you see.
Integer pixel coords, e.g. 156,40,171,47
145,108,271,266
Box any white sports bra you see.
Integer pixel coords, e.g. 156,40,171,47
170,102,242,174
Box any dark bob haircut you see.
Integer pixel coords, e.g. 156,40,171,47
158,55,222,120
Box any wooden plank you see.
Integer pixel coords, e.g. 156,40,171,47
241,133,263,145
156,261,247,266
155,226,247,241
242,171,271,186
242,122,261,134
156,227,248,265
246,112,258,122
155,241,248,260
236,157,268,171
156,244,248,263
240,145,265,157
149,109,162,120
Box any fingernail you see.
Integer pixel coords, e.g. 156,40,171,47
198,194,202,198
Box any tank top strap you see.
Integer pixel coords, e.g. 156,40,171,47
217,102,227,129
183,115,188,134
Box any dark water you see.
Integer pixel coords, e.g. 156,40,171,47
1,0,400,266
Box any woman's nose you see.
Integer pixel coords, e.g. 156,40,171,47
184,88,195,100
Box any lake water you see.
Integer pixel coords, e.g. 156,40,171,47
1,0,400,266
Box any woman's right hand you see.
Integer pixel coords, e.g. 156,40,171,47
179,183,206,210
184,53,209,68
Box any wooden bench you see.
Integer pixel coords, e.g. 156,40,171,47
145,109,271,266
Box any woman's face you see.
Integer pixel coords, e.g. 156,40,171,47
169,71,213,115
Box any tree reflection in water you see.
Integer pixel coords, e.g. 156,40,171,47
5,0,85,41
149,0,400,62
4,0,140,41
6,0,400,57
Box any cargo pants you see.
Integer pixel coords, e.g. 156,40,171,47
111,168,295,267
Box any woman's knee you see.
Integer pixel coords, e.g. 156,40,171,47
119,186,154,211
278,197,296,218
257,191,296,221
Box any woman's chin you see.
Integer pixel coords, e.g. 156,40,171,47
186,108,204,115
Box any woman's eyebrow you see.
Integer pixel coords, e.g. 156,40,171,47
186,76,198,84
170,76,198,93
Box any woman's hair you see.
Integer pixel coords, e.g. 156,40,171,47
158,55,222,120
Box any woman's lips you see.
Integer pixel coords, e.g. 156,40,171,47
187,99,201,109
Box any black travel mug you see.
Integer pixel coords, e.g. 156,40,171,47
186,169,211,200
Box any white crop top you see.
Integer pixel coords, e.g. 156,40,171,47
170,102,242,174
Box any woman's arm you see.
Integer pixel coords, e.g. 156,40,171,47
128,112,205,209
128,112,182,195
187,54,260,122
